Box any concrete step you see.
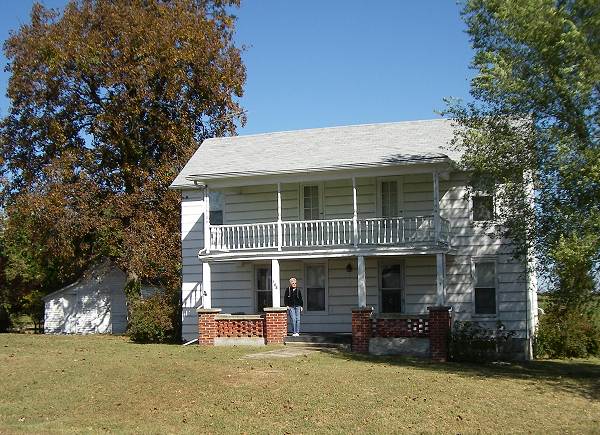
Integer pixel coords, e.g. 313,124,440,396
284,341,351,351
284,333,352,345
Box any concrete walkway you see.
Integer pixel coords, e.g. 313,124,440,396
243,347,317,359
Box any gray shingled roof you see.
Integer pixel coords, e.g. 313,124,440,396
170,119,460,188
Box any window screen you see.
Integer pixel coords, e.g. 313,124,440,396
474,262,496,314
209,191,224,225
381,181,398,217
303,185,320,220
306,264,326,311
473,195,494,221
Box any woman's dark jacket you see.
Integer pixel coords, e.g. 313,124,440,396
284,286,303,307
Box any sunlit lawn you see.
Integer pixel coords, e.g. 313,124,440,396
1,334,599,434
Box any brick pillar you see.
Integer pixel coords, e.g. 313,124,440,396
197,308,222,345
427,306,452,362
263,307,288,344
352,307,373,353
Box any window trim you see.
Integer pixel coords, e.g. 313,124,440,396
300,183,325,220
377,259,405,314
376,176,404,218
253,263,272,313
470,191,496,223
471,257,498,317
303,260,328,313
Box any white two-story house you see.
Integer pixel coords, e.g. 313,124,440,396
171,119,538,358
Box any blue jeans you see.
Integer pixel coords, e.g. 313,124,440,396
288,306,301,334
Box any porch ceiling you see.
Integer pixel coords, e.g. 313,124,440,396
198,245,456,262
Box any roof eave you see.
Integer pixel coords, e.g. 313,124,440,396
184,156,455,183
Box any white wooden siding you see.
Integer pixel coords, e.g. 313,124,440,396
402,173,434,217
44,266,127,335
404,256,437,313
181,189,205,340
224,185,277,224
441,173,530,336
180,171,532,340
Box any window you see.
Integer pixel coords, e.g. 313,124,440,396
381,180,398,217
302,185,321,220
380,262,404,313
472,194,494,222
378,178,403,218
255,267,272,312
474,261,496,315
305,264,326,311
209,191,224,225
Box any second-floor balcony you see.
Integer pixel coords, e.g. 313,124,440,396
207,215,451,254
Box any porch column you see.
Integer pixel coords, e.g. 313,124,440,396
271,258,281,307
352,176,359,247
436,253,446,305
204,186,211,253
357,255,367,307
433,172,441,242
202,262,212,309
277,183,282,251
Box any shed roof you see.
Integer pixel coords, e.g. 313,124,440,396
170,119,460,188
42,259,125,302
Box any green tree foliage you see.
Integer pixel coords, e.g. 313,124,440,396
444,0,600,356
20,290,45,333
0,0,246,336
127,293,176,343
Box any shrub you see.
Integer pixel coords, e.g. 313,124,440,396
534,301,600,358
128,294,175,343
450,320,515,362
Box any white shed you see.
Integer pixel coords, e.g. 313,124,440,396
43,260,128,334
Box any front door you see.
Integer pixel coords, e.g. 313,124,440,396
379,260,405,313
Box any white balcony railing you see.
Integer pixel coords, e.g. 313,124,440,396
358,216,434,245
282,219,354,248
210,222,278,251
208,215,450,252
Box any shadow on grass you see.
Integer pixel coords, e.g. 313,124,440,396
326,350,600,401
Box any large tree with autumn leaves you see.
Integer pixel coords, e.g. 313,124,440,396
0,0,246,333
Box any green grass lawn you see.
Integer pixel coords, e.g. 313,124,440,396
1,334,599,434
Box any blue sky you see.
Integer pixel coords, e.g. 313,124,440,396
0,1,474,135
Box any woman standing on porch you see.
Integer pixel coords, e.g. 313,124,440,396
284,277,303,336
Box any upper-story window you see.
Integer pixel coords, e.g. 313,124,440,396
209,191,223,225
378,178,403,218
472,193,494,222
381,181,398,217
302,185,322,220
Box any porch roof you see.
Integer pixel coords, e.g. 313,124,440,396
170,119,461,189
